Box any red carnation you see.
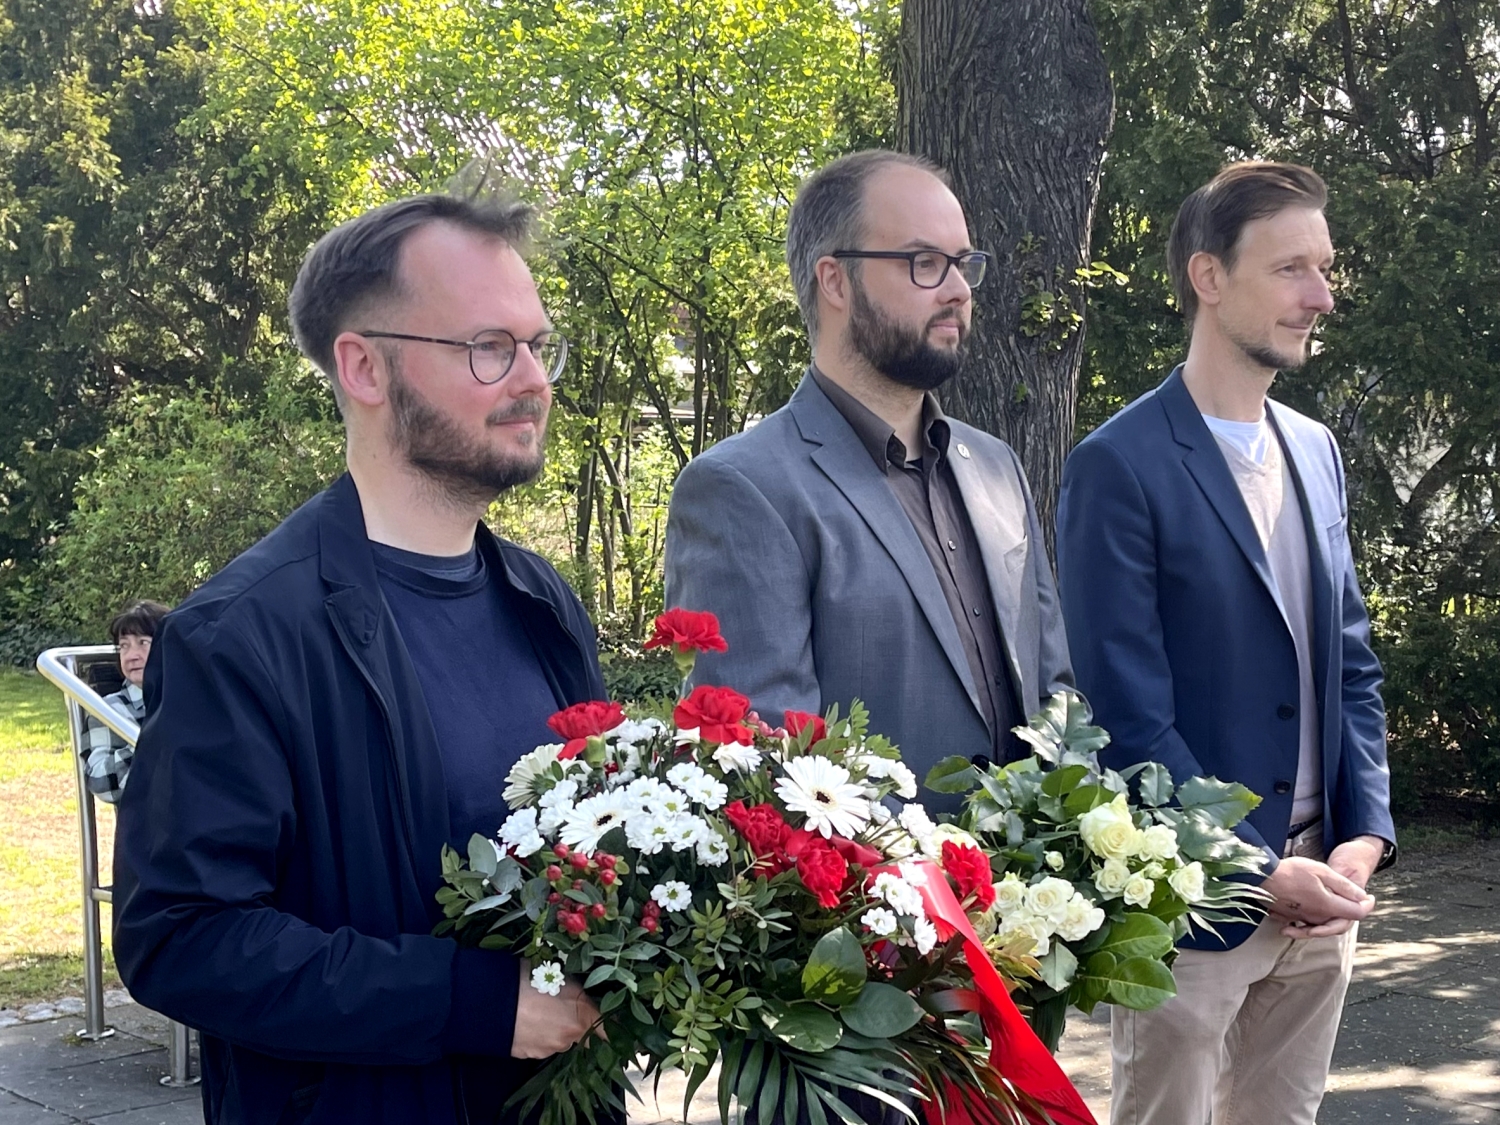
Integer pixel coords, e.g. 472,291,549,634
645,608,729,655
725,800,793,871
783,710,828,746
942,840,996,910
673,684,753,745
795,836,850,909
548,700,627,759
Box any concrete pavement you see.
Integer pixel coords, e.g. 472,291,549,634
3,839,1497,1123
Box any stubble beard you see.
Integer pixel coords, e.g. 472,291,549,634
846,278,967,392
1225,321,1312,374
385,350,547,509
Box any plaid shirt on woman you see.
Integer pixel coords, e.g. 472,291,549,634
81,683,144,804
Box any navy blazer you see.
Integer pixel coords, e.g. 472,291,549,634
1056,369,1394,950
113,474,606,1124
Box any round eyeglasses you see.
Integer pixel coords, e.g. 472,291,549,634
830,249,990,290
357,328,569,385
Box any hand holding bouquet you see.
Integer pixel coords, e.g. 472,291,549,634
436,611,1094,1125
927,693,1270,1051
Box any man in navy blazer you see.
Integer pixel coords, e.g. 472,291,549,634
1057,163,1395,1124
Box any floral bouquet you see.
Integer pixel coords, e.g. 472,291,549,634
436,610,1095,1125
925,693,1270,1051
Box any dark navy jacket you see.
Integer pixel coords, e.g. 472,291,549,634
1056,369,1394,950
113,474,606,1124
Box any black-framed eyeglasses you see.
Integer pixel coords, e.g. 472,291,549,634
831,249,990,290
357,328,568,385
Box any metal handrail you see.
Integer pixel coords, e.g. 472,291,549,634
35,646,197,1086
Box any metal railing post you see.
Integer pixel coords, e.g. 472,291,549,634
37,647,198,1083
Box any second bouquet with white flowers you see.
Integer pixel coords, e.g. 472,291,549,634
926,693,1272,1052
435,610,1096,1125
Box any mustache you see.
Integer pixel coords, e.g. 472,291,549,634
486,398,547,426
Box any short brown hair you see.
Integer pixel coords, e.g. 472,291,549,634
108,600,170,644
1167,162,1328,323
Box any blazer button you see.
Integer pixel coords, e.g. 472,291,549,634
1277,703,1296,720
971,754,991,768
1273,780,1292,795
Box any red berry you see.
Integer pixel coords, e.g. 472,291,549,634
548,892,561,904
546,865,563,881
553,843,570,858
561,911,589,936
573,879,584,890
642,916,659,933
569,852,591,869
589,902,607,919
596,854,617,870
599,870,617,886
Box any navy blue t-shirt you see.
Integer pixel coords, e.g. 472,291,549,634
370,540,562,848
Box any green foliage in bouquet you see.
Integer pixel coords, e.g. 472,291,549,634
926,692,1270,1051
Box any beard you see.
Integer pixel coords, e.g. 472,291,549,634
385,350,547,507
1226,323,1311,373
846,278,968,392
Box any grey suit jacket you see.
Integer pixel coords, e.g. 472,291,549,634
664,374,1073,810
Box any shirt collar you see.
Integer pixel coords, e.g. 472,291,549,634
809,365,950,472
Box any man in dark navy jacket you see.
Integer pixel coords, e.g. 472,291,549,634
113,192,606,1124
1057,163,1395,1124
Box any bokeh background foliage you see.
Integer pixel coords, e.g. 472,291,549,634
1,0,1496,815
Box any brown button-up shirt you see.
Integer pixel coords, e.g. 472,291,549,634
811,367,1022,761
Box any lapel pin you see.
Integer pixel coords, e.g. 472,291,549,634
956,442,971,459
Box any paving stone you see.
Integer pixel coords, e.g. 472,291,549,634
0,1089,78,1124
85,1098,204,1125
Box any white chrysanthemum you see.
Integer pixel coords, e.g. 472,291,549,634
992,872,1028,915
681,773,728,811
666,813,710,852
538,802,568,835
498,808,547,858
626,813,672,855
1026,877,1076,927
559,791,634,853
775,757,871,838
912,916,939,955
1055,896,1107,942
502,744,567,808
697,833,731,866
862,907,898,936
1094,858,1131,898
539,778,580,809
651,881,692,911
871,872,927,918
1045,851,1065,871
898,803,937,843
614,717,666,747
530,961,565,996
1123,873,1155,908
713,743,763,774
1168,860,1206,903
626,777,671,806
860,756,895,779
1140,823,1179,862
655,787,692,817
868,802,894,825
666,762,706,789
887,762,918,799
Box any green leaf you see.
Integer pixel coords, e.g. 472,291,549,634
468,833,499,877
1136,762,1174,806
1102,957,1177,1010
760,999,844,1051
1038,943,1080,991
1063,782,1112,817
1040,762,1090,797
801,928,867,1006
1097,912,1176,960
1176,776,1261,826
924,755,981,794
839,982,924,1038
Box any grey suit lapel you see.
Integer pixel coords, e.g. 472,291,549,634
788,378,985,719
947,445,1030,703
1159,369,1281,608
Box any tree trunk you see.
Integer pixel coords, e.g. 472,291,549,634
898,0,1113,543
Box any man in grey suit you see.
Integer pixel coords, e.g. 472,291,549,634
664,149,1073,809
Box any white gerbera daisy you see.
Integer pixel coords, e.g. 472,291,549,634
530,961,566,996
713,743,763,774
651,881,692,911
559,791,633,853
861,907,898,936
502,743,567,808
775,756,870,838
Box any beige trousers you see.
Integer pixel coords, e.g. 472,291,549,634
1110,838,1359,1124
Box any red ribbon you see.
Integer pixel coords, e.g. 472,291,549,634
895,861,1096,1125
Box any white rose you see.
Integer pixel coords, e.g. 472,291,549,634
1094,857,1131,898
992,873,1028,915
1045,851,1065,871
997,913,1051,958
1025,876,1076,927
1123,873,1155,908
1077,794,1140,861
1168,860,1207,904
1144,861,1166,879
921,823,981,861
1055,895,1107,943
1140,823,1179,862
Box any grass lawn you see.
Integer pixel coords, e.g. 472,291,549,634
0,667,120,1009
